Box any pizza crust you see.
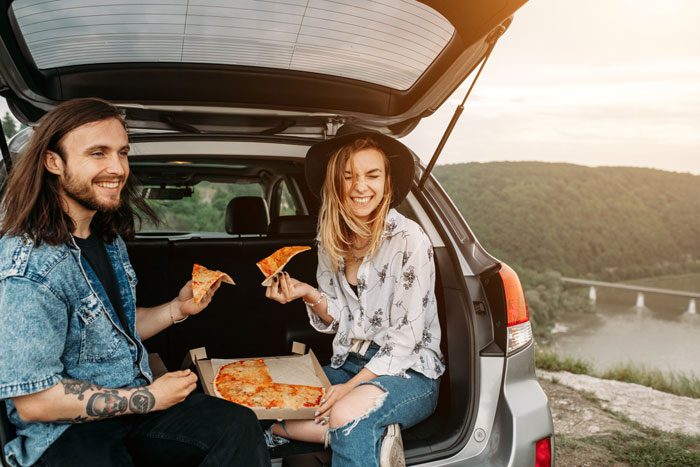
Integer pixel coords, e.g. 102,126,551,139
256,246,312,286
192,263,235,304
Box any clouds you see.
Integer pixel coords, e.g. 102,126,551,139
401,73,700,174
401,0,700,174
2,0,697,174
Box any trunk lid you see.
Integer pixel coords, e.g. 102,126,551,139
0,0,526,137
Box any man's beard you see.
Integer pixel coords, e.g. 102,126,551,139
62,171,124,213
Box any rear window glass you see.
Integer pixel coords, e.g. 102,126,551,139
11,0,454,90
141,181,263,233
278,179,297,216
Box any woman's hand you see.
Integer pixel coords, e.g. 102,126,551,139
314,383,353,424
175,279,221,319
265,272,310,304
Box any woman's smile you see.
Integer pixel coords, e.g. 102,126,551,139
344,148,386,221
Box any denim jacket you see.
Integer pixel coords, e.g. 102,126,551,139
0,234,153,467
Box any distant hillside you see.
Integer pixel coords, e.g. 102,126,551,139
433,162,700,280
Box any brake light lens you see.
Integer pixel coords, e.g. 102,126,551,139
535,436,552,467
499,263,533,354
500,263,529,325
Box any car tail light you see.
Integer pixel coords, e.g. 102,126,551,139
535,436,552,466
499,263,533,354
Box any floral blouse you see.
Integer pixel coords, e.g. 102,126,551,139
307,209,445,379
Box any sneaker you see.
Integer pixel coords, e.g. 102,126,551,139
379,423,406,467
263,427,290,449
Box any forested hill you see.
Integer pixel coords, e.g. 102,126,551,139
433,162,700,280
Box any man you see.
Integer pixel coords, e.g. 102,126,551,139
0,98,270,466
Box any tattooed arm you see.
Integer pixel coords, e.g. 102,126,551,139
12,370,197,423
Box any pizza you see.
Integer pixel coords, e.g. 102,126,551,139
256,246,311,286
215,359,271,384
214,359,324,410
191,263,235,304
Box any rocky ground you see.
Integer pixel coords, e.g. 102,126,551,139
538,370,700,466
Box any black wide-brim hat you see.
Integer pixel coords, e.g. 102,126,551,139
305,124,415,208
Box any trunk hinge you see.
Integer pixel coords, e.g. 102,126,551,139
418,22,508,190
324,117,345,139
0,123,12,176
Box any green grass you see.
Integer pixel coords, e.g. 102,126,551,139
555,436,615,466
601,362,700,399
536,348,700,398
554,388,700,466
535,348,593,374
558,430,700,467
591,429,698,467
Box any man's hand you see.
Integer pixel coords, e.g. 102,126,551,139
174,279,221,319
148,370,198,411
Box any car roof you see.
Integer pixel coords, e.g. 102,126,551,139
0,0,526,137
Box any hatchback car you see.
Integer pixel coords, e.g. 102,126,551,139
0,0,553,465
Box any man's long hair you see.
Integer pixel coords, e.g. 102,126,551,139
318,136,392,272
0,98,158,245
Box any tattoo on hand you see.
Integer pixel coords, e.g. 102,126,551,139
86,390,128,417
129,388,155,414
62,380,97,400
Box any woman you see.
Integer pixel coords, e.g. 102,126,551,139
265,126,444,467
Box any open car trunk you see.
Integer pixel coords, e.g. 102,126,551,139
0,0,526,137
127,202,475,465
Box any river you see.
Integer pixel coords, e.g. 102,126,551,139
550,274,700,376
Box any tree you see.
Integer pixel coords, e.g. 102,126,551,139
2,111,19,139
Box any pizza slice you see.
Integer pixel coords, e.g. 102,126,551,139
213,358,325,410
191,263,235,304
256,246,312,286
216,359,272,384
276,383,325,409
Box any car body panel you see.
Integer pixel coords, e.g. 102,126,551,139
503,343,554,467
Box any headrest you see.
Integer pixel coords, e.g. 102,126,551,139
267,216,317,237
225,197,269,235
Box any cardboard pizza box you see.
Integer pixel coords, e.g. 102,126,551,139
182,342,331,420
148,353,168,379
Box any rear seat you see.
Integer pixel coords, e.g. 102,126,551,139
126,215,331,371
267,215,317,238
225,196,269,236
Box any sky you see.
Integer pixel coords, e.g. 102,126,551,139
2,0,699,174
400,0,700,175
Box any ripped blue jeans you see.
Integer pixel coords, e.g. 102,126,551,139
323,346,440,467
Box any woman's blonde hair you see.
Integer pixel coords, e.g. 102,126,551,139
318,136,392,271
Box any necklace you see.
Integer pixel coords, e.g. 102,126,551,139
347,238,369,263
349,240,369,263
348,252,364,263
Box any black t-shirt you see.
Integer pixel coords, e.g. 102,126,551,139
74,234,131,335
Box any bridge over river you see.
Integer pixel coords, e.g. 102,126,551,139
561,277,698,314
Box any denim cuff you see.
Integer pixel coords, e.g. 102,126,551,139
0,374,63,399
